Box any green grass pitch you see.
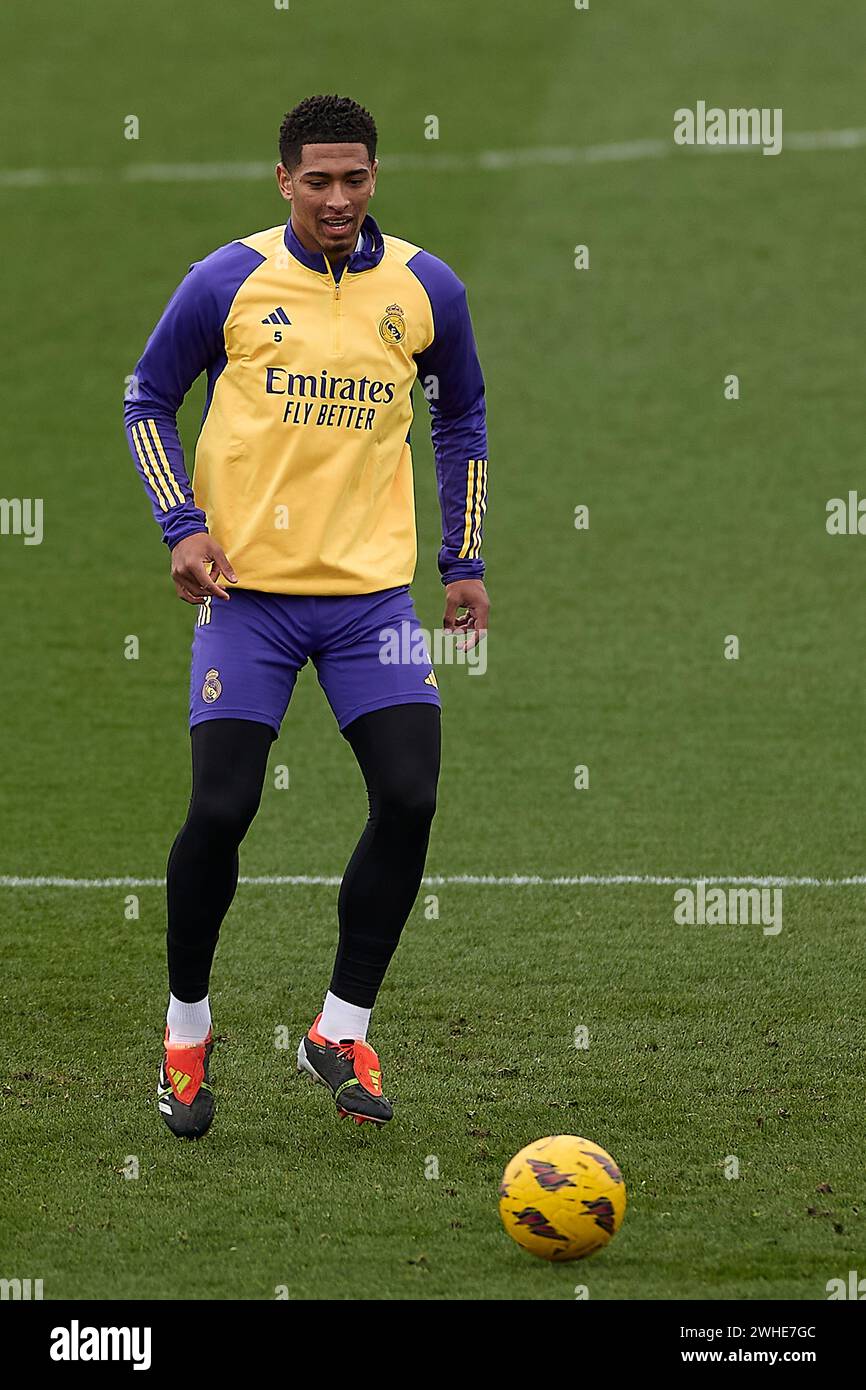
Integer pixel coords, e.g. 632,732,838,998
0,0,863,1300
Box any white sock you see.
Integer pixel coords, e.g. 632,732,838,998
166,993,211,1045
319,991,371,1043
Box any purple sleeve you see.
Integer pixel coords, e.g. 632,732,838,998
123,241,264,549
408,250,488,585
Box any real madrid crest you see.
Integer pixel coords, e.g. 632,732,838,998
378,302,406,345
202,668,222,703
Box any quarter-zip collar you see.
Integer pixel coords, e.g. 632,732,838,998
283,213,385,280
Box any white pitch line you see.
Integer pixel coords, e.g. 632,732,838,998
1,127,865,190
1,873,865,889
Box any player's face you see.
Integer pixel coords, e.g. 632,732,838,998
277,144,377,259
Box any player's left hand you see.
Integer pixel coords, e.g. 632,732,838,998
443,578,489,652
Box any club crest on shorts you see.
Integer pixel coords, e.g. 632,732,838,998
202,668,222,703
378,303,406,345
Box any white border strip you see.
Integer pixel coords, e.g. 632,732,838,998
1,873,865,889
1,127,864,190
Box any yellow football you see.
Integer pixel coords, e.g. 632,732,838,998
499,1134,626,1261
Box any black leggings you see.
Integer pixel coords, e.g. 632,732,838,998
166,704,441,1008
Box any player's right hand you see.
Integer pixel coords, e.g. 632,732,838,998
170,531,237,603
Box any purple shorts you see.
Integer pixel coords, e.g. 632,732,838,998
189,585,441,735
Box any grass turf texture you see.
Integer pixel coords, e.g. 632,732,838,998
1,886,862,1300
1,0,864,1298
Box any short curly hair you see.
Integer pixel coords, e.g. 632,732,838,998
279,95,377,171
